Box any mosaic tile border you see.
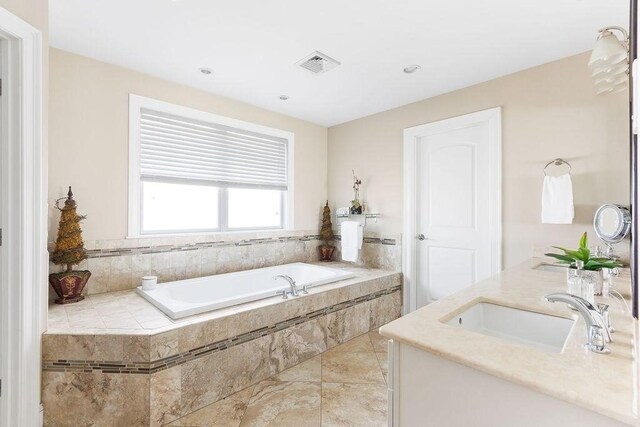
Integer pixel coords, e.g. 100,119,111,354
82,235,321,259
334,236,397,246
51,235,398,259
43,285,401,375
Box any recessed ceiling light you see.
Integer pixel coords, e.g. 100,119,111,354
403,64,421,74
279,95,290,101
199,67,213,75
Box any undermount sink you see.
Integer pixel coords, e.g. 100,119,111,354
445,302,574,353
532,263,569,273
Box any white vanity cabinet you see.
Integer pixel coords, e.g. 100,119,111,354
387,341,628,427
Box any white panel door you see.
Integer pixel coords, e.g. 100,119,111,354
405,108,501,309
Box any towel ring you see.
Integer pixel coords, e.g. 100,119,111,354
543,158,572,176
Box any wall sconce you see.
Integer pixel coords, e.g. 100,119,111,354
588,26,629,94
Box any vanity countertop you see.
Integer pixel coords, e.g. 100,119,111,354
380,259,639,426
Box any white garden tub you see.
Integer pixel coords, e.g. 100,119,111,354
136,262,354,319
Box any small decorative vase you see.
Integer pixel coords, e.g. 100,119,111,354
350,206,363,215
319,245,336,262
49,270,91,304
566,268,604,296
585,269,605,296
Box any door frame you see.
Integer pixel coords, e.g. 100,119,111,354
0,7,45,427
402,107,502,313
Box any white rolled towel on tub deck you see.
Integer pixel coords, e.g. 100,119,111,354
541,173,574,224
341,221,363,262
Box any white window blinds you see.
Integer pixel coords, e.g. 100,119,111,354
139,109,289,190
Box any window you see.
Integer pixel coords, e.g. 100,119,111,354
129,95,293,236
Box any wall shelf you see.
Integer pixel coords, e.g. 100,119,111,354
336,213,380,225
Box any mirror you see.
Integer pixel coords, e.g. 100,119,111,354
593,204,631,244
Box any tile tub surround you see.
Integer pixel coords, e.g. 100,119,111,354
42,265,402,426
333,233,402,272
380,259,638,426
166,329,390,427
47,230,401,296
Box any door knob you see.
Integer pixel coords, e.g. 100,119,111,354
417,234,427,241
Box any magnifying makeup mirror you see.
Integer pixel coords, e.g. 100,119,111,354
593,204,631,256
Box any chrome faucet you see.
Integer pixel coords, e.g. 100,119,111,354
273,274,300,297
545,293,612,354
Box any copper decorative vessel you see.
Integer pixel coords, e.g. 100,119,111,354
49,270,92,304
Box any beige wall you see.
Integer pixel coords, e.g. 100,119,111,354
328,52,629,268
50,47,629,266
49,48,328,241
0,0,47,33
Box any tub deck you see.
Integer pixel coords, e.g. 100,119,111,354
46,262,396,336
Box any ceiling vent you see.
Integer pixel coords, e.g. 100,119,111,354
296,51,341,75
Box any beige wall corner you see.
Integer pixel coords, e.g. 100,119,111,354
0,0,47,32
48,48,328,241
327,52,629,268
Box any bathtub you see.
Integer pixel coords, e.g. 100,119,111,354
136,262,355,319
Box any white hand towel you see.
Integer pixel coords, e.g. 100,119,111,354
541,173,574,224
341,221,363,262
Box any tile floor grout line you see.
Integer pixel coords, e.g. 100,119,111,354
237,384,256,426
321,381,386,385
374,351,387,386
320,351,324,426
368,330,387,385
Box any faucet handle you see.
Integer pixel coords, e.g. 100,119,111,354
276,290,289,299
301,284,309,294
586,325,610,354
597,303,615,333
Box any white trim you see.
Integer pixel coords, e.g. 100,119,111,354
127,94,295,237
128,95,142,238
0,7,45,427
402,107,502,313
286,131,295,230
402,132,418,314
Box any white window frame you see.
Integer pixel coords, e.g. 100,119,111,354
128,94,295,237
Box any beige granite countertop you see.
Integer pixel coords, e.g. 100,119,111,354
46,262,399,336
380,259,639,426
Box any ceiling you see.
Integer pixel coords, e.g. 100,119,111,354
49,0,628,127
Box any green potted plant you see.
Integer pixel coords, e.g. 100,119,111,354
545,232,621,295
319,201,336,261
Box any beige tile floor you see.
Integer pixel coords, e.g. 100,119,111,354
167,328,389,427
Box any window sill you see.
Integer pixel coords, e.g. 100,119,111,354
126,228,291,240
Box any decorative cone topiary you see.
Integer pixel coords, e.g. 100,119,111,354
319,201,336,261
49,187,91,304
